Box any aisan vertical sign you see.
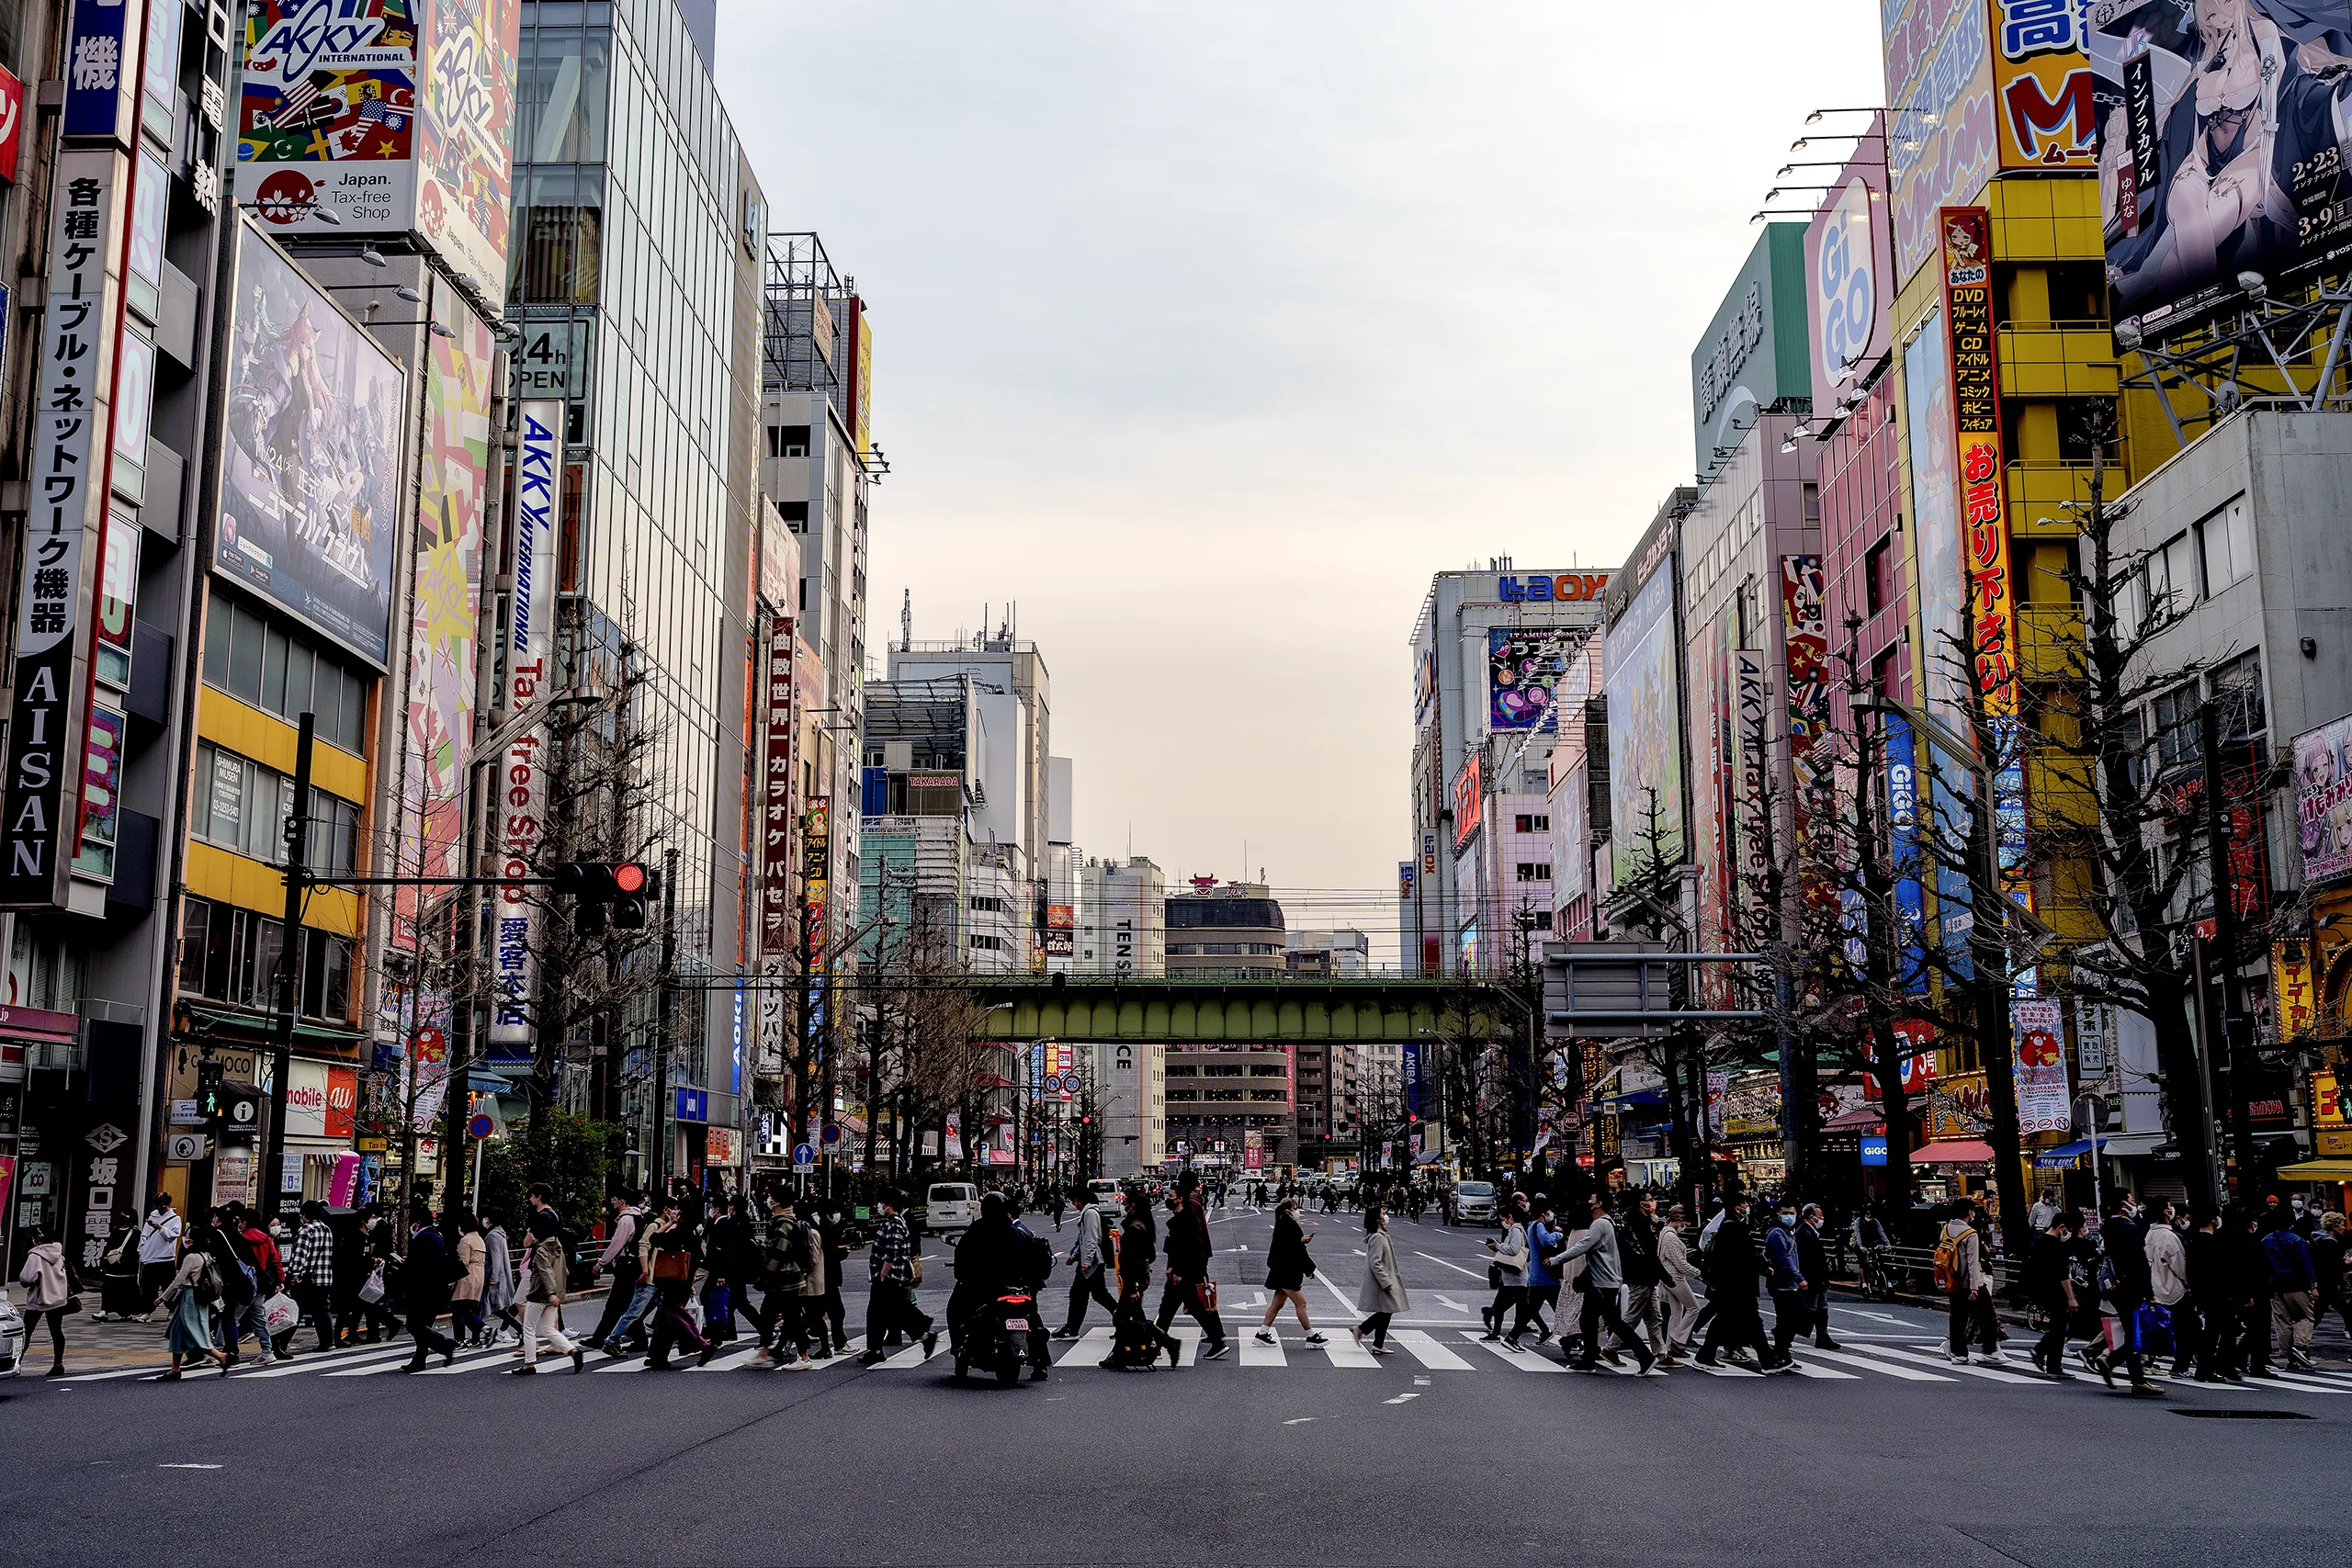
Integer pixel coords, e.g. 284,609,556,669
4,152,124,904
488,400,563,1056
1940,205,2034,953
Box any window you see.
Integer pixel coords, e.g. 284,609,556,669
202,595,368,754
1516,863,1552,882
2151,682,2200,774
1204,942,1242,955
774,500,808,534
192,742,360,875
177,896,353,1021
1514,813,1550,833
2196,499,2254,595
2152,531,2199,613
2211,651,2266,743
1250,942,1283,954
967,895,1004,913
1167,943,1196,955
1864,536,1894,618
8,924,85,1012
1530,910,1554,931
766,425,810,460
967,933,1002,952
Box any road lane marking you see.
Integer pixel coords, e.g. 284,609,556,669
1240,1333,1287,1367
1794,1346,1958,1382
1390,1330,1473,1371
1412,1252,1487,1280
1459,1331,1562,1371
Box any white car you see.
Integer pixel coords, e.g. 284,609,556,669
1446,1180,1499,1227
0,1292,25,1378
924,1182,980,1240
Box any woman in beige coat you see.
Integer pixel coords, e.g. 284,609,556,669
449,1209,489,1346
1352,1205,1409,1354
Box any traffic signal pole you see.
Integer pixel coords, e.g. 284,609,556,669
264,712,316,1223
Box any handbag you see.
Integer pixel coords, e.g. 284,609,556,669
357,1260,387,1304
652,1247,692,1283
62,1294,84,1316
909,1252,924,1288
1197,1280,1218,1313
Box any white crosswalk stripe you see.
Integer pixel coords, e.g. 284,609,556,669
1794,1346,1958,1382
1390,1330,1474,1371
1459,1331,1564,1371
1858,1344,2046,1383
1240,1332,1287,1366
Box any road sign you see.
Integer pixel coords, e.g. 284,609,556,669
792,1142,816,1168
468,1114,493,1139
164,1133,209,1161
820,1123,842,1145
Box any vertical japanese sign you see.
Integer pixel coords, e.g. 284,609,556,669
803,799,831,1050
1940,206,2031,932
0,63,26,184
487,400,562,1056
64,0,144,142
2010,998,2070,1134
2273,940,2316,1041
4,152,123,904
757,615,797,1071
1780,555,1833,918
1882,711,1929,991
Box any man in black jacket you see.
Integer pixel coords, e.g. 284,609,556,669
2089,1196,2161,1394
1154,1188,1229,1359
400,1203,459,1371
2025,1210,2081,1379
1696,1196,1786,1371
1618,1193,1667,1359
1795,1203,1838,1349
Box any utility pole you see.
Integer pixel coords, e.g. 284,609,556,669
263,713,315,1223
653,846,680,1194
2200,703,2259,1192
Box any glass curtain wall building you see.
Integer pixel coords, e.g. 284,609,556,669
506,0,765,1180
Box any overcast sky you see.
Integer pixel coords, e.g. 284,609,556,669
718,2,1884,962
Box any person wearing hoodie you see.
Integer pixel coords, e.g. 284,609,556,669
1552,1192,1658,1375
13,1224,76,1376
1482,1206,1528,1343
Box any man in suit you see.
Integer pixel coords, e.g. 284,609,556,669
401,1201,460,1371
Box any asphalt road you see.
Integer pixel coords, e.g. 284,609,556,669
4,1203,2341,1568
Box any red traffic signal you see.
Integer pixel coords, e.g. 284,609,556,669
613,861,649,895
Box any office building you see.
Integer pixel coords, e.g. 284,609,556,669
1165,879,1285,977
1079,854,1164,978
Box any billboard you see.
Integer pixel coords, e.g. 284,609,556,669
1993,0,2097,170
2293,712,2352,884
1604,566,1686,867
1452,752,1484,850
1884,0,1998,281
1689,225,1810,471
1905,308,1966,722
1487,624,1590,732
1804,130,1895,398
216,219,404,666
396,296,494,943
239,0,518,282
2093,0,2352,337
2011,998,2071,1134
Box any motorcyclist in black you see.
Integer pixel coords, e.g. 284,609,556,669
950,1191,1052,1381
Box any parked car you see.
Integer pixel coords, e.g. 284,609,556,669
1445,1179,1499,1227
0,1291,25,1378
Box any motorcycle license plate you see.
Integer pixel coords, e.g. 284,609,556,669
1005,1318,1028,1331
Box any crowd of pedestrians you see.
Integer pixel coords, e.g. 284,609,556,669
17,1168,2348,1389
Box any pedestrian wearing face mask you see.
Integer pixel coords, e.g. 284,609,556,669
1764,1200,1808,1365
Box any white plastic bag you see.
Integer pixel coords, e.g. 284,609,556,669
261,1292,300,1335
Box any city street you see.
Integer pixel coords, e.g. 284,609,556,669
5,1206,2342,1568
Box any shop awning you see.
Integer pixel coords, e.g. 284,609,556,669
2034,1137,2107,1166
2275,1159,2352,1181
1823,1106,1884,1132
1910,1139,1996,1164
1600,1089,1667,1111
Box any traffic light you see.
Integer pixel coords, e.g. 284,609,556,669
610,860,652,930
550,861,652,935
197,1058,225,1115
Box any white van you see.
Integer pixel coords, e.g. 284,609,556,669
1086,1178,1121,1211
925,1182,980,1239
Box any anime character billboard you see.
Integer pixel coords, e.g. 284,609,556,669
2093,0,2352,336
216,220,403,665
1487,624,1589,732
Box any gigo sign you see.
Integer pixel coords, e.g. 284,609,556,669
1498,573,1608,604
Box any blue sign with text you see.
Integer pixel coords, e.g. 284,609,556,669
674,1087,709,1124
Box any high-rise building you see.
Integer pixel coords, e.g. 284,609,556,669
499,0,768,1186
1284,928,1370,976
2,0,250,1271
887,631,1053,919
855,674,1023,973
1407,563,1610,975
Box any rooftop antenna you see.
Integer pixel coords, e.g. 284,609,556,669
900,588,911,652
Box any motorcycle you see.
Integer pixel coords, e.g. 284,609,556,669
953,1286,1037,1387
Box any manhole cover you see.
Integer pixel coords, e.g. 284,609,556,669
2170,1408,2313,1420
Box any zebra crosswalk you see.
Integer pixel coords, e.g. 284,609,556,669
47,1330,2352,1404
